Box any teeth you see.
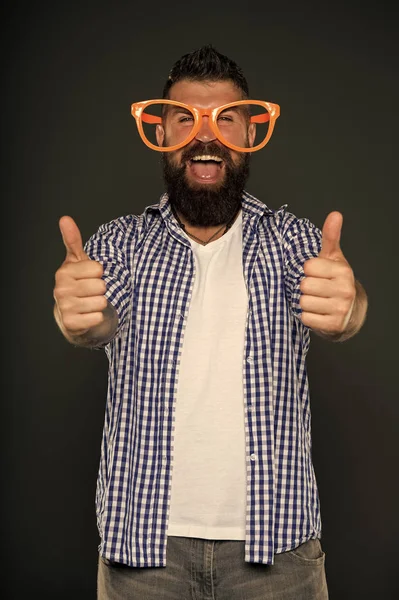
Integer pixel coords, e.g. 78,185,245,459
191,155,223,162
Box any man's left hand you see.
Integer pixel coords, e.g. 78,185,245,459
299,211,356,334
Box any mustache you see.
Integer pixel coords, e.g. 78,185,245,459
181,142,233,165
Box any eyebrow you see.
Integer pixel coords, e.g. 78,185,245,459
166,105,191,115
164,104,249,117
220,105,240,112
220,105,248,114
220,105,250,120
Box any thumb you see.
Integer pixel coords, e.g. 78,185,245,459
59,215,88,262
319,211,343,259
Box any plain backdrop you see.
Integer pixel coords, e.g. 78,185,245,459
2,1,398,598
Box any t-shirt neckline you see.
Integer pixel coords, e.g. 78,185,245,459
188,209,242,251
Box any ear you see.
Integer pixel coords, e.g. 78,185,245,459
155,124,165,147
248,122,256,147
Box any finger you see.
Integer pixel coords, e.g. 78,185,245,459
301,312,337,331
59,215,88,262
318,211,343,259
75,278,107,298
300,276,336,298
62,312,105,333
73,296,108,314
300,295,332,314
56,260,103,281
303,257,350,279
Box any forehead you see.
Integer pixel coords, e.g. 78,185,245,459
168,79,243,109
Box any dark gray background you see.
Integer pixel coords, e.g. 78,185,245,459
3,1,398,598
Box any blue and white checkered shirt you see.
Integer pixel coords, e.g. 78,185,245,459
84,190,323,567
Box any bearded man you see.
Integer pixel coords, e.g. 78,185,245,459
53,44,367,600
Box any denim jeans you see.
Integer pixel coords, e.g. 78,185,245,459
97,536,329,599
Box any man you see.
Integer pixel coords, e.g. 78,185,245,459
53,45,367,599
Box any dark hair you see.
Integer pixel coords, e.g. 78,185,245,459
162,44,249,99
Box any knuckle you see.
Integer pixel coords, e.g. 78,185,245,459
342,286,355,301
337,301,349,317
333,315,345,331
341,264,353,277
59,300,74,317
95,311,105,325
53,284,68,299
89,312,104,329
99,296,108,311
303,261,312,275
62,315,78,331
93,261,104,277
55,265,69,284
339,265,354,283
54,286,76,306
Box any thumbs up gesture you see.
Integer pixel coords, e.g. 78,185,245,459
53,216,108,337
299,211,356,334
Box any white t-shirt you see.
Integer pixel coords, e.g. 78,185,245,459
167,210,248,540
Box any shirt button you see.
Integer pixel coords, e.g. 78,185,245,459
247,356,253,363
250,454,257,461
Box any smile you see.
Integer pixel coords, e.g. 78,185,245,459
187,156,224,183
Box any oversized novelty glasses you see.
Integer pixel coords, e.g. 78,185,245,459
131,99,280,152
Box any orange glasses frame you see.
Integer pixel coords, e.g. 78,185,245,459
130,99,280,153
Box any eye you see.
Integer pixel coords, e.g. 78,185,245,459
218,114,234,122
178,115,194,123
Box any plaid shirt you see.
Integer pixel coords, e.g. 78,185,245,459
84,190,323,567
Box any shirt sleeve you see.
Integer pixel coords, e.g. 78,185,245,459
83,216,135,339
282,213,322,322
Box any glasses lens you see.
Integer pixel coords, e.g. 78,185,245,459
215,102,271,149
140,102,195,149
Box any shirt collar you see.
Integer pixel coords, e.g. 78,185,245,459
143,191,287,229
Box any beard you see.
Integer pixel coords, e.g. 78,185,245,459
161,140,251,227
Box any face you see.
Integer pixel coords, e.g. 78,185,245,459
156,79,256,227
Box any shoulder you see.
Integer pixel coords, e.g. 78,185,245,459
243,191,319,235
279,209,320,240
245,193,321,256
95,214,138,237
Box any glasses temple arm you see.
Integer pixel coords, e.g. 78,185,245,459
140,113,162,124
250,114,270,123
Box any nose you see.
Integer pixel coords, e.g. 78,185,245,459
195,116,216,144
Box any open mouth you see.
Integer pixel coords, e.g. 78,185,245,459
187,155,224,183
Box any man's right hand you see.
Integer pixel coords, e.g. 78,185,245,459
53,216,108,337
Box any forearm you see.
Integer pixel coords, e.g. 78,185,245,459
315,279,368,342
54,300,119,348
